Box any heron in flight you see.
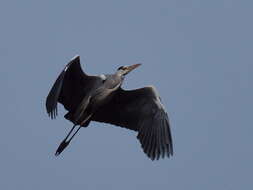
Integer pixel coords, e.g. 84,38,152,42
46,55,173,160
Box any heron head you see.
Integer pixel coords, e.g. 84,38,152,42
117,64,141,76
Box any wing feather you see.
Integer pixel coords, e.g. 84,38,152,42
92,86,173,160
46,55,102,120
46,68,66,119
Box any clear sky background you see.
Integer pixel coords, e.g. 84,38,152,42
0,0,252,189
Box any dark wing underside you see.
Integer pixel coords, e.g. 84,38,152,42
46,55,102,119
91,86,173,160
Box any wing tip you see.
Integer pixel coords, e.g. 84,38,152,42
137,111,173,161
137,135,173,161
47,107,58,119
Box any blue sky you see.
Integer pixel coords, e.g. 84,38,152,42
0,0,252,189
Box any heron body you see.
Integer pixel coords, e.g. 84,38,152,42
46,55,173,160
65,72,123,126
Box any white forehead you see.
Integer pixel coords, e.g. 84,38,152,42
99,74,106,80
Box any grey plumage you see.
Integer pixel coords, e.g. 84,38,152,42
46,55,173,160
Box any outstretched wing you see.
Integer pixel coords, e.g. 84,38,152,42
91,86,173,160
46,55,102,119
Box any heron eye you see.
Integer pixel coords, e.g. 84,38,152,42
117,66,125,70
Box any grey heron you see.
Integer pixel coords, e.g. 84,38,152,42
46,55,173,160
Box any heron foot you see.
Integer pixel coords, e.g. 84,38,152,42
55,140,70,156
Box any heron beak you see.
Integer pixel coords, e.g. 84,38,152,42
125,63,141,74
